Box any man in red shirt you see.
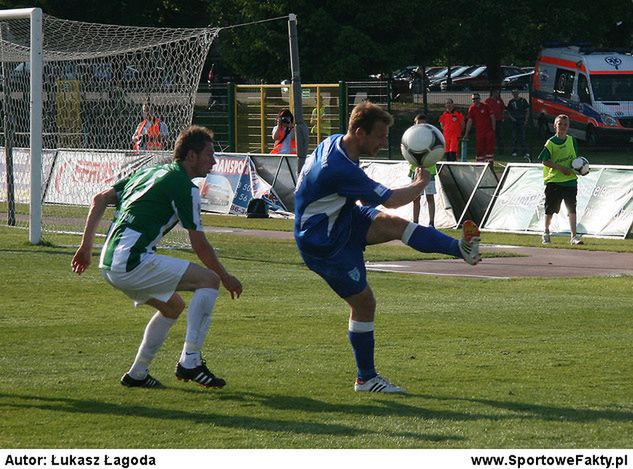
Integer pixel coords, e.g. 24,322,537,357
485,89,506,154
464,93,496,164
438,98,465,161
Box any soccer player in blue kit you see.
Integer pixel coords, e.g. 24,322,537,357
294,102,481,393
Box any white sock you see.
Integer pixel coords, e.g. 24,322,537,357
179,288,219,368
128,312,176,379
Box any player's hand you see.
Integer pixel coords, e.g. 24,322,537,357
414,167,430,187
71,246,91,275
221,274,243,299
560,167,573,176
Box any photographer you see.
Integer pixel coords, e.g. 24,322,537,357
271,109,297,154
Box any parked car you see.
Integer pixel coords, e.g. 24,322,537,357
441,65,523,91
428,65,475,91
502,70,534,90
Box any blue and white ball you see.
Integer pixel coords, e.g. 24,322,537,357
401,123,445,168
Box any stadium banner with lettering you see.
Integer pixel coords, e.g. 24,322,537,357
360,160,457,228
482,163,633,238
196,154,286,215
43,151,155,205
1,149,286,215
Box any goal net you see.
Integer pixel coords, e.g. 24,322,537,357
0,10,218,243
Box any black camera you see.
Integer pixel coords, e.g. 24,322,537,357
280,116,292,124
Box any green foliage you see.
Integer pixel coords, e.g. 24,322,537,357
2,0,632,82
1,225,633,448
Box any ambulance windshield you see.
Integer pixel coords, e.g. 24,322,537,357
591,75,633,101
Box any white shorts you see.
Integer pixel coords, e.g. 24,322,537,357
101,255,190,307
424,179,437,196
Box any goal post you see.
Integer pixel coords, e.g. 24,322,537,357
0,7,42,243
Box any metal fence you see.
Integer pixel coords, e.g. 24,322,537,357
193,81,392,156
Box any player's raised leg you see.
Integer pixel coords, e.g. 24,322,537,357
366,212,481,265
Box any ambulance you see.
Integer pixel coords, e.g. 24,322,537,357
531,45,633,143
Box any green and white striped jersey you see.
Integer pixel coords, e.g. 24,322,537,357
99,162,202,272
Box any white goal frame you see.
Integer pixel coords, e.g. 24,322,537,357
0,7,43,244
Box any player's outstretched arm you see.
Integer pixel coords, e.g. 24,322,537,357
382,168,430,209
72,188,118,275
189,230,243,299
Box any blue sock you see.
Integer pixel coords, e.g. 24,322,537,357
402,222,461,258
348,321,376,382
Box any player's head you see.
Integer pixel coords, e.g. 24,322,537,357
174,125,214,162
445,98,454,111
347,101,393,157
414,113,427,125
471,93,481,103
278,108,294,125
142,103,155,119
348,101,393,134
174,126,216,177
554,114,570,134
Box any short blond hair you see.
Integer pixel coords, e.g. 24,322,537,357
347,101,393,134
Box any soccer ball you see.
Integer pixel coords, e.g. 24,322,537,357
401,124,445,168
571,156,590,176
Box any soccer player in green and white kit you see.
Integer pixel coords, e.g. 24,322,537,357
72,125,242,388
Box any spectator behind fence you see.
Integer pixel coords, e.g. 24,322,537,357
507,88,530,160
271,109,297,154
310,98,332,139
464,93,496,165
132,103,168,151
438,98,465,162
485,89,506,154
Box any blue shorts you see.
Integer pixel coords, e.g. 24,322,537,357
299,205,380,299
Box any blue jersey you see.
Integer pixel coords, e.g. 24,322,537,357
294,134,392,259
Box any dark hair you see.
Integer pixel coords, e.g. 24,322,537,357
278,108,294,120
173,125,214,162
347,101,393,134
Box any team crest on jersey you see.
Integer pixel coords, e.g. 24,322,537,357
348,267,361,282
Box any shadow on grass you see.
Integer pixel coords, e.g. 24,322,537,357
212,390,633,425
215,391,493,424
0,391,461,443
418,394,633,423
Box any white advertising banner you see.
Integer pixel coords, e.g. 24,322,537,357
361,160,456,228
483,163,633,238
44,151,153,205
577,168,633,237
0,148,56,203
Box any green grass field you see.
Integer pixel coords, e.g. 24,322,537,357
1,222,632,449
